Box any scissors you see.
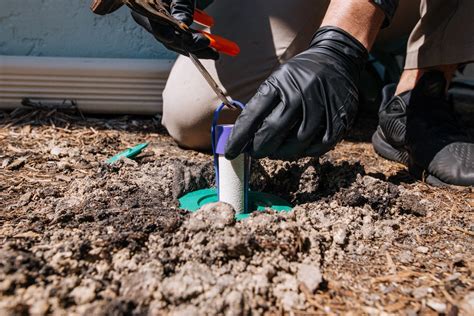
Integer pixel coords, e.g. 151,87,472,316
167,6,241,109
103,1,241,109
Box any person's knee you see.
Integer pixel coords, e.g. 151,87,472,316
161,67,216,150
161,93,213,150
162,89,240,151
163,114,212,151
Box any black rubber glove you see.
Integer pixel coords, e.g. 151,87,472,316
131,0,219,60
225,26,368,160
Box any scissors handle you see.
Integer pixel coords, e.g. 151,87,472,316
199,31,240,57
192,10,240,56
194,9,214,27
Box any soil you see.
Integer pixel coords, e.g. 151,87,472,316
0,108,473,315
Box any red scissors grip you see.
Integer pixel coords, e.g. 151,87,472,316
199,31,240,57
194,9,214,27
192,10,240,56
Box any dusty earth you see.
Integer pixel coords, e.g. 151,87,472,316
0,108,473,315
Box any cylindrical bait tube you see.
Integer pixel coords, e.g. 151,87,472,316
214,124,248,214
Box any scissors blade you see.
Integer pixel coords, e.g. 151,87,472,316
188,53,237,109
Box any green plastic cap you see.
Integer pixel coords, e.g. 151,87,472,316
179,188,292,220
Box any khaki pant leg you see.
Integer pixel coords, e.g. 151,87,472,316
162,0,328,150
162,0,420,150
377,0,421,44
405,0,474,69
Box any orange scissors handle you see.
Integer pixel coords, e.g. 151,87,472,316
199,31,240,57
194,9,214,27
191,9,240,56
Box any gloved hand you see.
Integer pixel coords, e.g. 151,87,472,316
130,0,219,59
225,26,368,160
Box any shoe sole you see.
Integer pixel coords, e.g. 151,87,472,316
373,128,459,187
407,163,453,187
372,127,409,165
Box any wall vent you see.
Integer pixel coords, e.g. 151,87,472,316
0,55,173,115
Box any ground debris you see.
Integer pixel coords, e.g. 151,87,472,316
1,110,472,315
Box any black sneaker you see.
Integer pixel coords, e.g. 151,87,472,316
405,71,474,186
91,0,124,15
372,83,410,165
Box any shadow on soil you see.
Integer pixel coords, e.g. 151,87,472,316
367,170,417,185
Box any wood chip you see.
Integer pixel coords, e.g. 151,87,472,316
6,156,28,170
452,226,474,237
14,231,41,238
372,270,422,283
384,300,407,313
386,251,397,274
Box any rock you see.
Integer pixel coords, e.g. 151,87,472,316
281,291,304,311
50,146,64,156
56,160,73,171
297,264,322,293
225,290,243,315
416,246,429,254
98,288,117,301
446,273,461,282
398,250,413,264
460,292,474,315
333,226,347,245
187,202,235,232
274,273,305,311
17,192,32,207
199,202,236,229
250,273,270,295
185,216,208,233
426,299,446,313
29,300,49,315
161,263,215,303
412,287,432,299
452,253,466,266
399,194,430,216
112,249,137,272
70,282,97,305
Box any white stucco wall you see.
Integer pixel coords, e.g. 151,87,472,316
0,0,175,59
